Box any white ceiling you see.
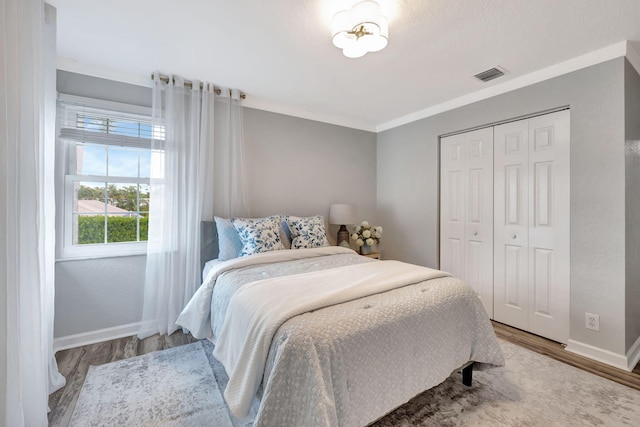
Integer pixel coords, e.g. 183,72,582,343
49,0,640,132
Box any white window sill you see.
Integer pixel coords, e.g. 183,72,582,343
57,243,147,262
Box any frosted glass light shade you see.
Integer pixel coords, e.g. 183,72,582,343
331,0,388,58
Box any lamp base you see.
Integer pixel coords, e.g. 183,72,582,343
337,224,350,247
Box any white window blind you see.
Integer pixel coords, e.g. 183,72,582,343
58,93,164,148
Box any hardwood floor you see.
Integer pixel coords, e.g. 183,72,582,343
48,324,640,426
492,321,640,391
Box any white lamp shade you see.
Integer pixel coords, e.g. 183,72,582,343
329,204,356,225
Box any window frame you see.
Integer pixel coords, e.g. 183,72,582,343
56,94,160,260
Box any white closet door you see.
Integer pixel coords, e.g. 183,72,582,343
494,119,530,330
527,110,570,343
441,127,494,317
494,110,570,343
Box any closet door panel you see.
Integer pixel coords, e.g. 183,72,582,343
464,128,494,316
504,244,526,306
532,248,553,315
494,120,529,329
440,135,466,280
440,128,494,317
527,110,570,343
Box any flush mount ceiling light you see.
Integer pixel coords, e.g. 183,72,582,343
331,0,388,59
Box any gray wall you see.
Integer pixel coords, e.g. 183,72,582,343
243,107,377,240
57,70,152,107
55,255,146,336
377,58,627,355
625,60,640,352
54,71,376,338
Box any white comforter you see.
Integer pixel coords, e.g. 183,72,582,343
215,260,451,417
177,248,504,427
177,247,357,339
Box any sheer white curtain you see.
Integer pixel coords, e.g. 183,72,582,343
1,1,65,425
212,88,249,218
138,74,248,339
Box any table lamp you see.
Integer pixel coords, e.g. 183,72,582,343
329,204,356,248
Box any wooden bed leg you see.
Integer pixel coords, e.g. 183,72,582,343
462,363,473,387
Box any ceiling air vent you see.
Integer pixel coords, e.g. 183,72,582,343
474,67,505,83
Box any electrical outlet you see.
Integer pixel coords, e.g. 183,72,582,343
585,313,600,331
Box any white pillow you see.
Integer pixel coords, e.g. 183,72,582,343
232,215,286,257
286,215,330,249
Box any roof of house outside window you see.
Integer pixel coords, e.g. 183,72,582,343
77,200,135,216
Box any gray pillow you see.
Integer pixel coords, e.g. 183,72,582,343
280,217,292,249
214,216,244,261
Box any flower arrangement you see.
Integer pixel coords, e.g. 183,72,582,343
350,220,383,249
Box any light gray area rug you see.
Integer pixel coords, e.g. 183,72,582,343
371,340,640,426
69,341,233,427
71,339,640,427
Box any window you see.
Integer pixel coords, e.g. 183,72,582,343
57,95,164,258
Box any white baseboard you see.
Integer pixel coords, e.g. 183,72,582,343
626,334,640,372
53,322,142,353
565,339,631,371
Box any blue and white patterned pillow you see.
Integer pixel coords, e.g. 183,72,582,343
232,216,286,257
214,216,244,261
286,215,330,249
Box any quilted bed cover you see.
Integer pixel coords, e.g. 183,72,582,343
177,247,504,427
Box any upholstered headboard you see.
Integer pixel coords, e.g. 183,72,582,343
201,221,219,274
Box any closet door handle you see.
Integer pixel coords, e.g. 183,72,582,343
512,234,517,239
473,231,478,236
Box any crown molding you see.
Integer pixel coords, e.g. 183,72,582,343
625,40,640,76
376,40,629,132
58,40,631,134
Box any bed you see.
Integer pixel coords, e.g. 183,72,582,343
178,216,504,427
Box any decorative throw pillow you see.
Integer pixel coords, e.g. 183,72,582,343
286,215,330,249
232,216,286,257
214,216,244,261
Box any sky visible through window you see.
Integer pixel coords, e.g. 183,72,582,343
77,144,151,178
76,115,154,179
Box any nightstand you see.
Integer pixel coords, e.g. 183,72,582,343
360,252,381,260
